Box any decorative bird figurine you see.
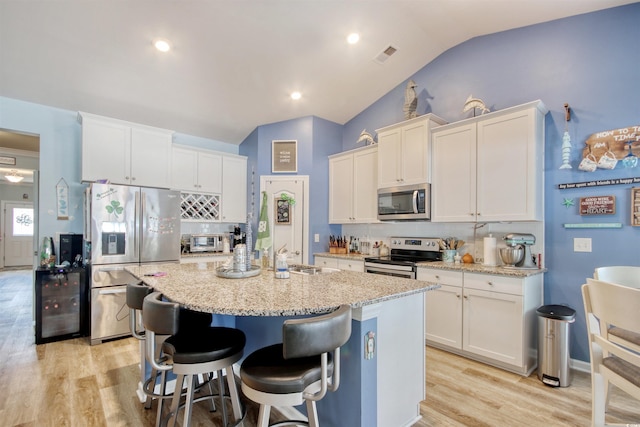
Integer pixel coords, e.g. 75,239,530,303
357,129,376,145
403,80,418,120
462,95,490,116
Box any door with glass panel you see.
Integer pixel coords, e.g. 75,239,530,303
3,202,34,267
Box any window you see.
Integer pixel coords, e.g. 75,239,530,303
13,208,34,236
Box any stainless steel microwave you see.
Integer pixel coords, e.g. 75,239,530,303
377,183,430,221
189,234,223,252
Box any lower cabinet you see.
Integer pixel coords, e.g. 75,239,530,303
314,256,364,272
419,268,543,376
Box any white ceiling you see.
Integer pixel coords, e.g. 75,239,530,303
0,0,635,145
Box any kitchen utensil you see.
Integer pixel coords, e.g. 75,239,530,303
499,247,524,266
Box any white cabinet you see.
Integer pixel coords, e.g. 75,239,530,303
314,256,363,272
170,145,222,194
420,270,463,349
314,256,338,268
419,267,543,375
337,259,364,272
80,112,173,188
329,146,378,223
221,154,247,223
432,100,546,222
376,114,445,188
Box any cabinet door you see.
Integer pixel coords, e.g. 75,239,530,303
82,118,130,184
337,259,364,272
476,108,540,221
221,155,247,222
314,256,339,268
462,288,523,367
329,154,354,223
130,127,172,188
425,284,463,348
197,151,223,194
352,147,378,222
170,146,199,191
377,128,402,188
401,120,429,185
431,123,477,222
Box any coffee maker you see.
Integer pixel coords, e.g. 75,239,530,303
503,233,537,269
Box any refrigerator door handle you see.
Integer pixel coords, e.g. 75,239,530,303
135,191,141,257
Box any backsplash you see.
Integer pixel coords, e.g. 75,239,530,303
342,221,544,266
180,222,235,236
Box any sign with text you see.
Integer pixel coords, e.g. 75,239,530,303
579,195,616,215
272,140,297,173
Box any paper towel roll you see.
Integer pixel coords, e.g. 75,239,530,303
483,235,497,266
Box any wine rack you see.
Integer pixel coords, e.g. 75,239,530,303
180,192,220,221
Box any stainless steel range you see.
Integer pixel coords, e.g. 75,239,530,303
364,237,442,279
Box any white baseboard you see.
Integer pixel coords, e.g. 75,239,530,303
571,357,591,374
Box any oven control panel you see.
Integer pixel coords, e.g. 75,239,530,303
389,237,441,252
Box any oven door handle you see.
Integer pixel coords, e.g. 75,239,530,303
98,288,127,295
365,265,415,276
412,190,419,213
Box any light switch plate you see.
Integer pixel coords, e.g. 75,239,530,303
574,237,592,252
314,233,320,243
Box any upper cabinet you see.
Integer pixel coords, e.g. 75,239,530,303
431,101,547,222
329,145,378,224
221,154,247,223
79,112,173,188
170,145,222,194
376,114,446,189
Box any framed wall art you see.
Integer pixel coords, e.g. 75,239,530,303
272,140,297,173
275,197,291,224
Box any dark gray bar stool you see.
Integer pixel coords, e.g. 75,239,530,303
240,305,352,427
143,291,246,427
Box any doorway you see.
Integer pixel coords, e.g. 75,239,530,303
259,176,309,265
2,201,34,267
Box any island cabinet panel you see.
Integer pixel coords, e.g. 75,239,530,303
80,112,173,188
431,100,546,222
314,256,338,268
420,267,543,376
328,145,377,224
337,259,364,272
376,114,446,188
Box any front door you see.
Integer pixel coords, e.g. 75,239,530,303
3,201,34,267
260,176,309,265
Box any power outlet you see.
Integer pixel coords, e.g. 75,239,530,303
574,237,592,252
314,233,320,243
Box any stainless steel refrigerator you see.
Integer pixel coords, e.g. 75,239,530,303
85,183,180,344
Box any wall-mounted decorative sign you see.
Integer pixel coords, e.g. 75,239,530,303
580,125,640,171
0,156,16,165
56,178,69,220
272,140,297,173
579,195,615,215
563,223,622,229
558,176,640,189
275,197,291,224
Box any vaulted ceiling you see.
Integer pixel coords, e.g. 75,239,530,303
0,1,635,145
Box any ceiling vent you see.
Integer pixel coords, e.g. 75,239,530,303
373,45,397,64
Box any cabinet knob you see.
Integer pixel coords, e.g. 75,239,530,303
125,176,130,180
435,275,440,279
464,295,468,299
487,281,494,286
456,293,461,298
132,177,136,181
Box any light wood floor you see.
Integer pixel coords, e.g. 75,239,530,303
1,269,638,426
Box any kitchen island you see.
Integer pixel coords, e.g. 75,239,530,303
128,261,439,427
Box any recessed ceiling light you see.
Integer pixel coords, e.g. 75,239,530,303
347,33,360,44
154,39,171,52
291,91,302,100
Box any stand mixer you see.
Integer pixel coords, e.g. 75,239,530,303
503,233,537,269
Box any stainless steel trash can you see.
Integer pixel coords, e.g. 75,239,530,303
536,304,576,387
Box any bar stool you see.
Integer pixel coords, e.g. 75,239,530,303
240,305,352,427
143,291,246,427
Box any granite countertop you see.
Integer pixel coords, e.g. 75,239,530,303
181,252,232,259
127,261,438,317
314,252,368,260
416,261,546,277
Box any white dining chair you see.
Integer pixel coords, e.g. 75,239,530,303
593,266,640,288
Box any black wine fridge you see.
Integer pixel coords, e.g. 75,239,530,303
35,266,88,344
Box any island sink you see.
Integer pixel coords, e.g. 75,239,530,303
288,265,340,275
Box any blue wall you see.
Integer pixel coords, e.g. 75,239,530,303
340,3,640,363
241,4,639,362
